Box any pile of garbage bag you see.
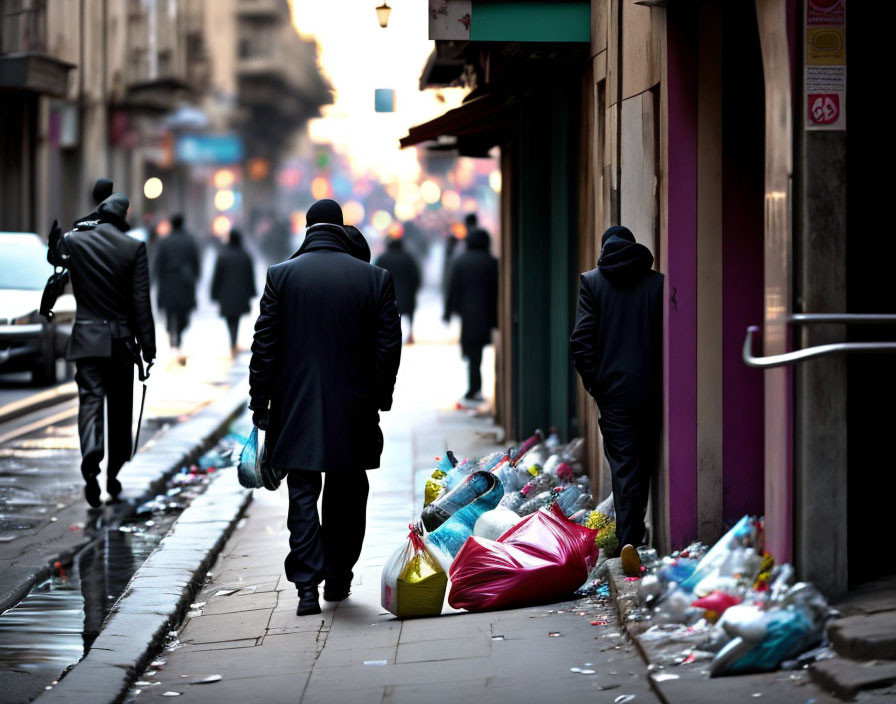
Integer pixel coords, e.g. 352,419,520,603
628,515,835,677
382,429,613,618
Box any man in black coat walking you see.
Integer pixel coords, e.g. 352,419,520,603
249,199,402,616
374,233,421,344
211,228,256,357
444,227,498,402
570,226,663,570
48,192,155,507
152,213,200,359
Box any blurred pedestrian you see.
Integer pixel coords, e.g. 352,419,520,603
249,199,401,617
443,226,498,404
152,213,199,362
570,225,663,575
47,192,155,507
374,229,421,344
211,228,256,358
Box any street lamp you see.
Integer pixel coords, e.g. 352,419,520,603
376,2,391,28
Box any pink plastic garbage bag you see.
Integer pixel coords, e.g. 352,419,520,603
447,504,598,612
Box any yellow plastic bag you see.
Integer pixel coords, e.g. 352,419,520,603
381,527,447,618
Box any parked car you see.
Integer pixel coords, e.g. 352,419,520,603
0,233,75,384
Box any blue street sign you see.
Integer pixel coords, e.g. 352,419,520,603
175,134,244,165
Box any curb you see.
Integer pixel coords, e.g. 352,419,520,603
0,376,249,615
35,467,252,704
0,381,78,425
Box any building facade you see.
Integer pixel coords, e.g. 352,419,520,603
405,0,887,600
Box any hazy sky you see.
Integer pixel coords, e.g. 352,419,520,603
290,0,467,182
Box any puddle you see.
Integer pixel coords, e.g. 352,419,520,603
0,446,233,702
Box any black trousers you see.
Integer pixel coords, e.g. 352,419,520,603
225,315,240,349
598,405,659,551
462,343,483,397
74,341,134,482
285,469,369,588
166,310,190,347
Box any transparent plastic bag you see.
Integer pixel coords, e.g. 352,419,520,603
237,427,264,489
474,506,523,541
381,527,448,619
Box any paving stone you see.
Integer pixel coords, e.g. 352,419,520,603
202,590,278,615
180,608,273,644
137,672,308,703
395,635,490,663
306,657,498,691
315,644,396,668
381,680,489,704
301,686,385,704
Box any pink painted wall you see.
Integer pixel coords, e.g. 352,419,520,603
664,5,698,548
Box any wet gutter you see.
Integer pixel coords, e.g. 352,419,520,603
34,468,252,704
0,377,249,616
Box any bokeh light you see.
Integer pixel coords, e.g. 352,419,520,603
387,222,404,239
291,210,306,233
441,189,461,211
462,197,478,213
371,209,393,231
450,222,467,239
214,189,235,211
156,219,171,237
247,157,270,181
213,169,235,189
420,180,441,205
311,176,333,200
394,201,416,221
143,177,163,199
343,200,365,226
212,215,231,237
489,169,502,192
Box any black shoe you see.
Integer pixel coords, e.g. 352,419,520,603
323,578,351,602
296,586,321,616
107,477,122,501
84,476,102,508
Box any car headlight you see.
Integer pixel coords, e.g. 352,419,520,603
11,310,41,325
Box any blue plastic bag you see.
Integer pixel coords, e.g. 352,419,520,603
238,427,263,489
427,476,505,557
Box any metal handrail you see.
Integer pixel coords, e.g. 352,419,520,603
742,323,896,369
789,313,896,325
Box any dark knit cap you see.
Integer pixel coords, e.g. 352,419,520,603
92,178,113,205
306,199,343,227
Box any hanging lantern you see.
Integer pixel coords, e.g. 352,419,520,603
376,2,391,28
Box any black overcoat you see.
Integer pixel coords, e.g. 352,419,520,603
49,194,155,362
152,228,200,312
374,240,421,315
211,244,256,317
570,231,664,411
444,229,498,346
248,225,402,473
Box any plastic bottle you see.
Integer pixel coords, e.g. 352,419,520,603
517,489,554,516
420,471,502,533
553,484,584,515
500,482,534,512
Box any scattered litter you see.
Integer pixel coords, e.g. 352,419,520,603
570,667,582,673
191,675,222,684
363,660,388,666
580,669,596,675
214,589,239,597
161,693,182,697
591,620,608,626
50,517,58,522
548,632,561,637
236,518,248,530
491,635,505,641
614,696,636,703
237,585,257,594
652,673,680,682
189,603,206,609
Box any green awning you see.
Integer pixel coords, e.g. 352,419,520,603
471,2,590,43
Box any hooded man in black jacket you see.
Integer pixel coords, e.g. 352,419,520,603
570,226,663,564
48,192,155,508
444,227,498,402
375,232,421,343
249,199,402,616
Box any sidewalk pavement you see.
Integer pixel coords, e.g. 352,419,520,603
127,339,659,704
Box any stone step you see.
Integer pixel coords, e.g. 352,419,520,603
828,610,896,661
810,657,896,700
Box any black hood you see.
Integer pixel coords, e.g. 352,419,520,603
597,226,653,278
386,238,404,251
96,192,131,232
293,223,354,258
466,228,490,251
344,226,371,262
